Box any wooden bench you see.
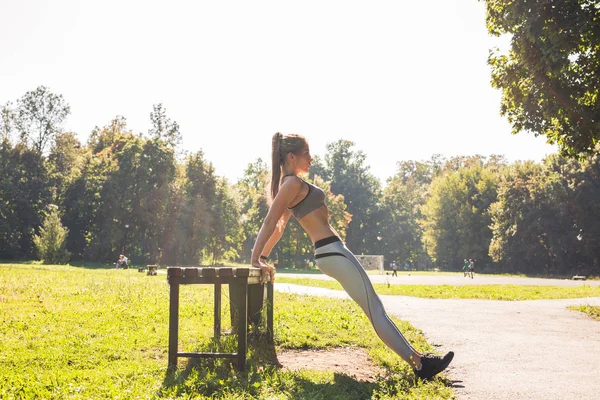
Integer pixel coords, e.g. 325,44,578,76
147,265,158,276
167,267,273,371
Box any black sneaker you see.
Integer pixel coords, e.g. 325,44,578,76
415,351,454,381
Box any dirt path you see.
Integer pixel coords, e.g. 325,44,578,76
275,282,600,400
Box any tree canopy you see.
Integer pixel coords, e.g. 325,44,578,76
484,0,600,156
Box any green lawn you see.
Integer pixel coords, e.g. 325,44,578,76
0,263,453,399
276,277,600,300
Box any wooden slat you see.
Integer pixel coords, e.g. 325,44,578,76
168,267,182,277
218,267,233,277
248,268,261,277
184,268,199,278
202,268,216,277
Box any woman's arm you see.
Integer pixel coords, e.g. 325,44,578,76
251,178,301,281
259,211,292,260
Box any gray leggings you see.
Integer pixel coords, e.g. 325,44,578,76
315,238,417,363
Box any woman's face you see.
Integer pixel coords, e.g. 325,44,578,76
294,144,312,173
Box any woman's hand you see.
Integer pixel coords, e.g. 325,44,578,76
252,260,275,284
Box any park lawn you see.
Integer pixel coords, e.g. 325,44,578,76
0,264,452,400
276,277,600,300
569,305,600,321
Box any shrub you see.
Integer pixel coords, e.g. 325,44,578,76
33,205,70,264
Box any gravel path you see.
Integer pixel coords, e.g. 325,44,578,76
275,279,600,400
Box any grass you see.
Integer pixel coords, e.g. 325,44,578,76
569,305,600,321
0,263,453,399
276,277,600,300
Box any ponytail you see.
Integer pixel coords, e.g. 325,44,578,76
271,132,282,201
269,132,307,202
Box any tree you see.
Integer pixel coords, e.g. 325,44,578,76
1,102,16,142
47,132,84,204
159,163,187,266
235,158,270,262
205,178,243,264
0,140,51,259
178,151,218,265
379,161,432,268
569,148,600,276
33,205,70,264
316,140,382,254
135,137,177,263
394,156,445,187
63,135,120,261
489,158,579,275
483,0,600,156
64,118,139,262
421,164,499,271
0,139,19,258
88,116,130,153
14,86,71,153
149,103,181,148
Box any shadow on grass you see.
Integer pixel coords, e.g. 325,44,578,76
157,336,378,399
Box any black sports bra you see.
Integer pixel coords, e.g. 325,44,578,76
284,175,326,219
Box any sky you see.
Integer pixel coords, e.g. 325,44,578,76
0,0,558,185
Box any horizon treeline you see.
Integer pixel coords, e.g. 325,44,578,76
1,87,599,276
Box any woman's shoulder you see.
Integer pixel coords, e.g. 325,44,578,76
281,174,302,182
280,175,304,192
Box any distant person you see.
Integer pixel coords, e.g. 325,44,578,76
251,132,453,380
468,258,474,279
391,261,398,277
116,254,129,269
463,259,470,277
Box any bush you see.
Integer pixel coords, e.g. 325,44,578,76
33,205,70,264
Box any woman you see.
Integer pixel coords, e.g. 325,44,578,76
251,132,454,380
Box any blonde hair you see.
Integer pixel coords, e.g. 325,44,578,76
270,132,307,201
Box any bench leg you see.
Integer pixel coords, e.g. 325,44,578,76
214,283,221,338
267,281,274,341
168,282,180,369
233,282,248,371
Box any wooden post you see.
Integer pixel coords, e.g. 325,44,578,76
267,281,274,341
214,283,221,338
233,280,248,371
168,268,182,369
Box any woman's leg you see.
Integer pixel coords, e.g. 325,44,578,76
315,240,419,366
